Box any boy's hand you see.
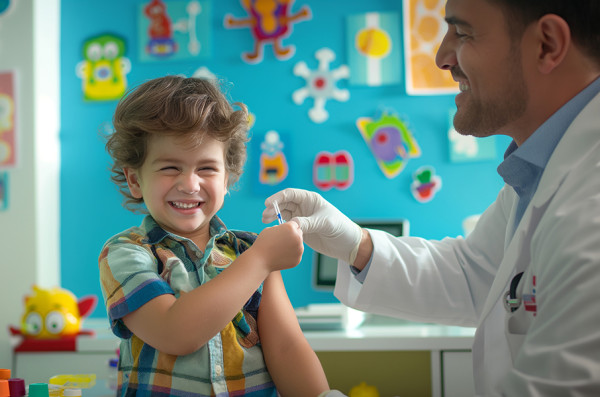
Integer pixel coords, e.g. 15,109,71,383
251,221,304,273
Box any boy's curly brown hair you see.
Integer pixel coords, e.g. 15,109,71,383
105,75,249,212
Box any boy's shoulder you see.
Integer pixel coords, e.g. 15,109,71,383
230,229,258,243
103,216,159,249
103,225,149,248
221,229,258,255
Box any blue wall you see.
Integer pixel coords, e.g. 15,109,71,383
60,0,510,318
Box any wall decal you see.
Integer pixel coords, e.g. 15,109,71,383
0,0,12,16
224,0,311,64
192,66,217,82
0,171,8,210
258,130,289,186
75,33,131,101
0,70,16,168
0,0,14,18
292,48,349,124
139,0,210,62
313,150,354,191
403,0,458,95
356,111,420,178
411,166,441,203
347,11,401,86
0,0,14,53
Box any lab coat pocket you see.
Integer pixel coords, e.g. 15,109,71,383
505,307,529,362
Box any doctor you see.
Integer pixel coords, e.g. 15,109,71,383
263,0,600,395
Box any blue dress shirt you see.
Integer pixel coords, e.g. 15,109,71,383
497,76,600,233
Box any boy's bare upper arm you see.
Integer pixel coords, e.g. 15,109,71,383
258,272,305,351
122,293,180,352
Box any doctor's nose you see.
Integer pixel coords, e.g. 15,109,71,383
435,29,457,71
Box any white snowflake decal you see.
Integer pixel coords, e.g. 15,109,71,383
292,48,350,123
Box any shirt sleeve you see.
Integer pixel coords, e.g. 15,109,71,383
350,239,374,282
98,236,174,338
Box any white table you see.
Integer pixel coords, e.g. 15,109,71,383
12,316,476,397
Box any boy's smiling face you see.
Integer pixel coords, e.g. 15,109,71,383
124,133,228,248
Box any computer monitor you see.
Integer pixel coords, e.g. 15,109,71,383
312,220,409,290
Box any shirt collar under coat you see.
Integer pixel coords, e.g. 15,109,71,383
498,76,600,195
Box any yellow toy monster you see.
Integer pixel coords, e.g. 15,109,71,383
9,286,97,352
349,382,380,397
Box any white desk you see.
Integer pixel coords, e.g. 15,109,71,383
302,314,475,397
11,319,119,397
12,316,475,397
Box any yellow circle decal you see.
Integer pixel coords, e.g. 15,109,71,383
355,27,391,58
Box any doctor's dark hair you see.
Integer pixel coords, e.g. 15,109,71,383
105,75,249,212
489,0,600,63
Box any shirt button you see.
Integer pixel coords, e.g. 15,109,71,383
215,365,223,376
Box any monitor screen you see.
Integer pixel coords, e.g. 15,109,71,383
313,220,409,290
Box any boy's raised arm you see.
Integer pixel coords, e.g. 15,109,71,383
123,222,304,356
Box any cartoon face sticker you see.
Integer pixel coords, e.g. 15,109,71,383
76,33,131,101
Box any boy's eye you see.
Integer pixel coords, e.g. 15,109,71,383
197,166,220,172
159,166,179,172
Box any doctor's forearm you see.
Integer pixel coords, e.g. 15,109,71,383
352,228,373,271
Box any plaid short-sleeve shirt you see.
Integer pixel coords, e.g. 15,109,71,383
99,216,277,397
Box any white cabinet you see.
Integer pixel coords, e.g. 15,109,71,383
11,319,120,397
442,350,475,397
12,316,475,397
13,351,116,384
302,314,476,397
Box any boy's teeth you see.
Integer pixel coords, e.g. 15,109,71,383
172,202,197,209
459,83,469,92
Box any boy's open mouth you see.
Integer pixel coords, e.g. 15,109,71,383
170,201,201,209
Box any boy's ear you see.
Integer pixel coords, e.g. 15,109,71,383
123,167,143,199
225,173,231,195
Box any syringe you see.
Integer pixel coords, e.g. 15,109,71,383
273,200,284,225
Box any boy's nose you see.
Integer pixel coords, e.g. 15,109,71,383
177,174,200,194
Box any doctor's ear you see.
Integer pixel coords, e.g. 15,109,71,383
123,167,143,199
535,14,571,74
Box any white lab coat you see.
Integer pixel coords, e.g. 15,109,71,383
335,93,600,396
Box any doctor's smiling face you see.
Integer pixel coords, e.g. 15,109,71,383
436,0,529,141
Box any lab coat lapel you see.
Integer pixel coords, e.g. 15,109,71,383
476,91,600,326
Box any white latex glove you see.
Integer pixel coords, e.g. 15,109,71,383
318,390,348,397
262,188,362,264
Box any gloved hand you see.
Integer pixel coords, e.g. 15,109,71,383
262,188,363,264
318,390,348,397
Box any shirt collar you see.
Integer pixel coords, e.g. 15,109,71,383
499,76,600,182
142,215,228,245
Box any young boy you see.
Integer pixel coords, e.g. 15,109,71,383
99,76,331,396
